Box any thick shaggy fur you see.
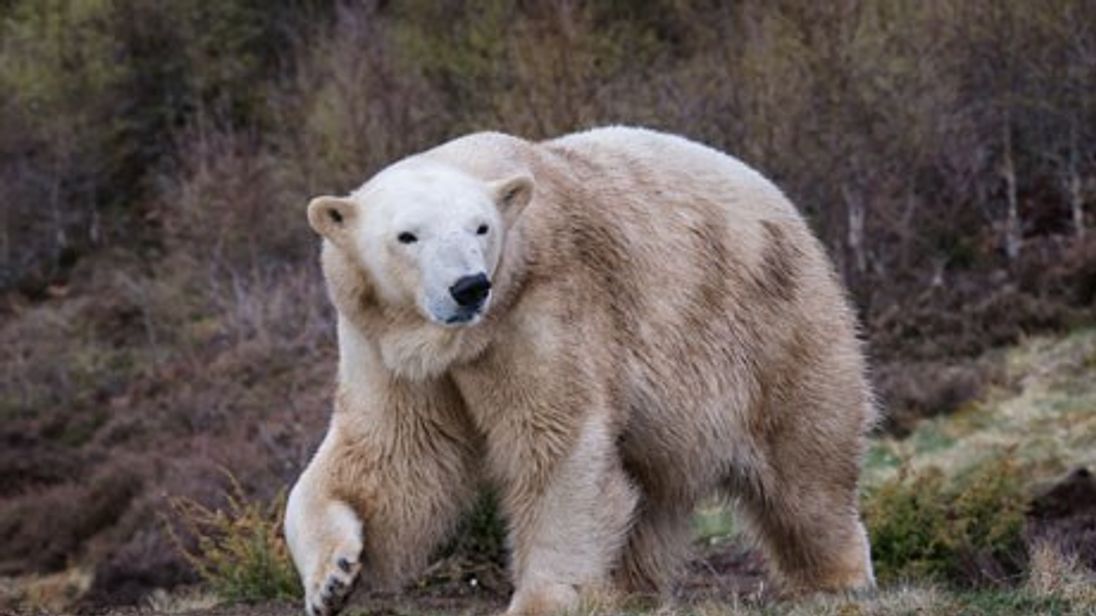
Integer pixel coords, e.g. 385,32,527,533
285,127,876,616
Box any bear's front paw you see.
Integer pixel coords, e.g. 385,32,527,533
506,582,580,615
305,553,362,616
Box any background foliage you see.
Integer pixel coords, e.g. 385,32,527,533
1,0,1094,610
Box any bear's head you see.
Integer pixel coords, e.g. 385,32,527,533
307,161,533,328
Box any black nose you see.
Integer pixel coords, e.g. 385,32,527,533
449,273,491,307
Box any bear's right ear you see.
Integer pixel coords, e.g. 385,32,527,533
489,174,535,220
307,196,356,244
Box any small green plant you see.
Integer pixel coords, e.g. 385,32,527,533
166,473,300,602
421,490,511,593
443,490,508,564
864,454,1028,586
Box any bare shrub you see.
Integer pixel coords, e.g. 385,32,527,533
874,360,998,436
163,122,309,274
1026,541,1096,605
0,460,142,574
1026,467,1096,574
281,1,453,192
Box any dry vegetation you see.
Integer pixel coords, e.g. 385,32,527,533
1,0,1095,614
166,473,299,603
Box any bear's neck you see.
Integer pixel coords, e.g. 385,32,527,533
339,304,496,382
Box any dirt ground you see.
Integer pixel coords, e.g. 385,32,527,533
48,542,765,616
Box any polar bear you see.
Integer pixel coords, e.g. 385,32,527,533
285,127,876,616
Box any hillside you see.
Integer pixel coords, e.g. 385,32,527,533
4,329,1094,614
1,1,1095,614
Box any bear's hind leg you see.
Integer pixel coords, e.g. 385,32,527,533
734,440,874,594
613,497,693,598
739,496,874,594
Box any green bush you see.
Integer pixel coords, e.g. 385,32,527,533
864,455,1028,586
167,474,300,602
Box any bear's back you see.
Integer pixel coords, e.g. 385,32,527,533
420,127,837,324
530,127,830,306
543,126,800,223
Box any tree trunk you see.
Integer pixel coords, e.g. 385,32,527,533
1070,169,1085,241
844,184,867,275
1069,121,1085,240
1002,120,1022,261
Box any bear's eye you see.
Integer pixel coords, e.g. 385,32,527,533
476,224,489,236
397,232,418,244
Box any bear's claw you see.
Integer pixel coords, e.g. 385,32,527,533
305,553,361,616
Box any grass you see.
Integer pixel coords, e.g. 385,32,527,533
693,504,737,547
337,582,1094,616
678,588,1080,615
866,327,1096,485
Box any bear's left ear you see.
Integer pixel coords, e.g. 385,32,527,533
489,174,534,219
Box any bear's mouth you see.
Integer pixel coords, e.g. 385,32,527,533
443,306,483,325
425,292,490,328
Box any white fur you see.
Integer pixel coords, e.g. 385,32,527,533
285,424,364,614
351,161,503,326
292,127,877,615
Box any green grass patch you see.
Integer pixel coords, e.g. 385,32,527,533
864,442,903,476
907,422,957,456
950,588,1073,615
692,504,736,546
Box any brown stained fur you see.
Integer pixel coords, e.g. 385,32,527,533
288,127,877,615
757,221,804,304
